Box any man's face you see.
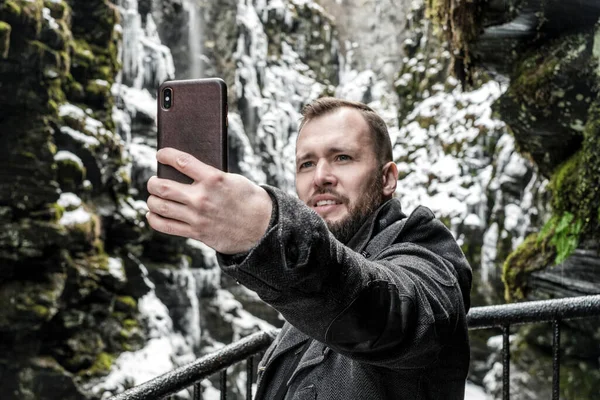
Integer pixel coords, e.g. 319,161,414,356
295,107,384,242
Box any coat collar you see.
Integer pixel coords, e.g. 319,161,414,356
346,198,406,253
269,322,311,360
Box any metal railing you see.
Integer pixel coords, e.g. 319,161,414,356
110,295,600,400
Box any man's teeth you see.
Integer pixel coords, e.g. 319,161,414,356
316,200,339,206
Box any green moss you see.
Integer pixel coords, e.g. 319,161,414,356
512,54,561,108
56,155,86,191
88,248,109,270
43,0,68,20
0,21,10,58
85,79,110,98
502,233,556,302
31,304,50,318
537,212,583,265
115,296,137,313
550,152,582,212
544,98,600,254
78,352,115,377
71,38,94,67
19,0,43,36
35,202,65,221
0,1,22,18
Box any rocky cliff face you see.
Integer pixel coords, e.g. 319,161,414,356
0,1,145,399
428,0,600,398
2,0,598,399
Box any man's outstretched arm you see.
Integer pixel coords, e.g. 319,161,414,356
145,147,273,255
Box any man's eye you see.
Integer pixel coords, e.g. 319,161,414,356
336,155,351,161
299,161,314,170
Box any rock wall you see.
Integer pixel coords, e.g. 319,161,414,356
428,0,600,397
0,1,148,399
5,0,598,399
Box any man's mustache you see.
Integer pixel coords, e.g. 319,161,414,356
308,188,349,205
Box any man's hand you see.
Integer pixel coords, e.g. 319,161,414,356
146,147,273,255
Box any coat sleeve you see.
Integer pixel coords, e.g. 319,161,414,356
217,186,470,370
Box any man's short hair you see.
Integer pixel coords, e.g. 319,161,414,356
298,97,393,167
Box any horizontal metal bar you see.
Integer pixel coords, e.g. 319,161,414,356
109,329,278,400
468,295,600,330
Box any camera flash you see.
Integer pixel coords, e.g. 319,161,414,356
165,96,170,101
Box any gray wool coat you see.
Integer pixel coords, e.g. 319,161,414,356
218,186,472,400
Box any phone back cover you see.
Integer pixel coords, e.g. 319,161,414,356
157,78,228,184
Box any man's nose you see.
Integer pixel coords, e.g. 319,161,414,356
313,160,337,187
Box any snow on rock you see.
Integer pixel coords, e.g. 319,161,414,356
393,80,508,234
59,207,92,226
60,126,101,148
107,257,127,284
91,291,195,399
212,290,275,342
57,192,82,210
116,85,157,123
54,150,84,169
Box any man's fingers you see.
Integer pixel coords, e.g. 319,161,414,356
147,195,193,223
146,211,194,239
157,147,213,182
147,176,191,204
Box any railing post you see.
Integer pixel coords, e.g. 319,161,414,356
246,356,254,400
220,369,227,400
193,382,202,400
552,320,561,400
502,324,510,400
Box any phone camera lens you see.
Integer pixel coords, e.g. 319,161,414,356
163,88,172,109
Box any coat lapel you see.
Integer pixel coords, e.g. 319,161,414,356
267,321,311,361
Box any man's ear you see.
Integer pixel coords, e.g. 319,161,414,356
381,161,398,198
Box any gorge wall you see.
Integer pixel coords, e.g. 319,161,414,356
1,0,598,399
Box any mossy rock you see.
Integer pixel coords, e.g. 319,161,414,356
0,0,42,40
103,312,145,353
43,0,68,21
6,356,89,400
494,32,595,178
0,21,11,58
114,296,137,313
0,272,67,332
59,329,106,372
116,317,144,352
502,233,556,301
550,151,582,213
77,351,115,378
425,0,481,84
84,78,111,107
534,97,600,265
0,1,22,20
60,206,100,251
0,219,67,259
55,153,86,192
64,255,102,303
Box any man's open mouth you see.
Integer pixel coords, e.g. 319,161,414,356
315,199,342,207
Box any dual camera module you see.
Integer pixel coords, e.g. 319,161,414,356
162,87,173,109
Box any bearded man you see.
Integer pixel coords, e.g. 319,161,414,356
146,97,472,399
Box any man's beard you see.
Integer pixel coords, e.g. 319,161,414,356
325,170,384,244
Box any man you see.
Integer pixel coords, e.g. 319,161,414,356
146,98,472,399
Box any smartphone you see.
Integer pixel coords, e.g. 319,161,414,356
157,78,228,184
